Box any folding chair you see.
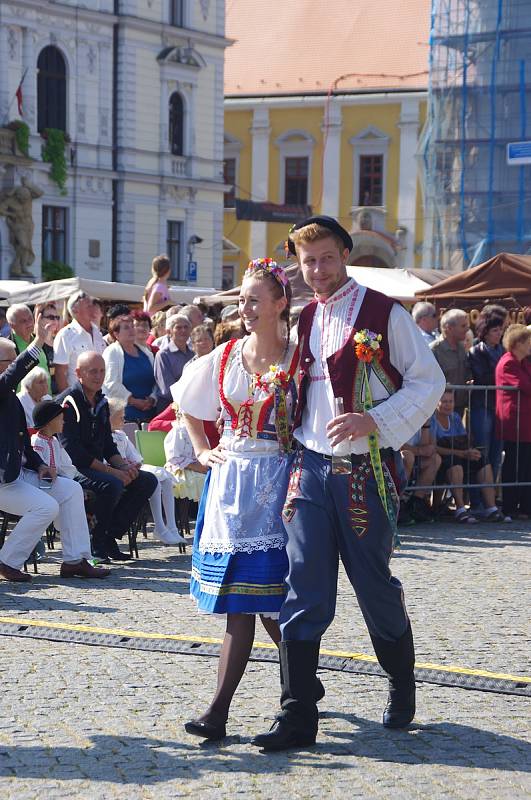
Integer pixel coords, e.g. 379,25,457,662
134,430,188,553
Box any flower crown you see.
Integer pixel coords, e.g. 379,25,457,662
244,258,289,290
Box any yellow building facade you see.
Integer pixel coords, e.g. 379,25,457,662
223,92,428,287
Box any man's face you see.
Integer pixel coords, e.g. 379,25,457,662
12,308,34,341
447,317,469,342
296,237,350,300
73,296,94,328
90,302,103,327
171,321,191,348
421,309,438,333
0,343,16,375
188,307,203,329
76,354,106,394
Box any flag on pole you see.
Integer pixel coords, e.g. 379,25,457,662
15,69,27,117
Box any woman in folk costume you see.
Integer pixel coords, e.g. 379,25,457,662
175,258,319,741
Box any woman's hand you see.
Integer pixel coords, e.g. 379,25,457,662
187,461,209,474
197,444,226,468
465,447,482,461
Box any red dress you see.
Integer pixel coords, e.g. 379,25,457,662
495,352,531,442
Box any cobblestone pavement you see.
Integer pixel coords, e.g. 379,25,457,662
0,519,529,798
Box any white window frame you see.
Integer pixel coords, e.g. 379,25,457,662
275,129,315,205
349,126,390,209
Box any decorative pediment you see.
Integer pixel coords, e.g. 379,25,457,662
349,125,390,146
157,45,206,69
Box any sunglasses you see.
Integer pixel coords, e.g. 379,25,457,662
42,314,61,321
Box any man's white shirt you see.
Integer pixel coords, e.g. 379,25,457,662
295,280,446,455
53,319,106,387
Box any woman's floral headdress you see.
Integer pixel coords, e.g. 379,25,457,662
244,258,289,295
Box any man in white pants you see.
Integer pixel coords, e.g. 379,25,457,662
0,315,109,582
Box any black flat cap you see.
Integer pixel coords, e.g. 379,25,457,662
287,215,353,255
33,399,64,429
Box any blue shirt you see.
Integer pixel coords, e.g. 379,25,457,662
122,347,156,421
432,412,466,441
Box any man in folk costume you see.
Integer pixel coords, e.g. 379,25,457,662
252,216,445,751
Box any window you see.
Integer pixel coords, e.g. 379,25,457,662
222,265,234,291
284,156,308,205
37,46,67,133
167,221,184,280
42,206,67,263
170,0,184,26
169,92,184,156
358,154,383,206
223,158,236,208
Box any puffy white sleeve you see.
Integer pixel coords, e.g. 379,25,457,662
171,345,224,421
368,304,446,450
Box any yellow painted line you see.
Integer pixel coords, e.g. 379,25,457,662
0,615,529,685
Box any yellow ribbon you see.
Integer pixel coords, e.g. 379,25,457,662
362,363,400,547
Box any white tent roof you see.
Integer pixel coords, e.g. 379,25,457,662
346,267,431,302
0,280,35,301
5,277,218,307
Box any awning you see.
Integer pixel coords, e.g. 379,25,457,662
5,277,218,307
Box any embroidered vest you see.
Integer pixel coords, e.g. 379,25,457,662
294,286,403,428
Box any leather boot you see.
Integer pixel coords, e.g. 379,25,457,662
278,654,325,702
251,640,319,751
370,621,416,728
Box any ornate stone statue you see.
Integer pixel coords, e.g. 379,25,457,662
0,176,43,276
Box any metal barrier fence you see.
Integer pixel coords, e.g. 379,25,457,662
406,383,530,493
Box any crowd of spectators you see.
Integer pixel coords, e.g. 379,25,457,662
2,268,531,581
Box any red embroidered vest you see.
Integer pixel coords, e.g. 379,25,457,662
294,286,403,429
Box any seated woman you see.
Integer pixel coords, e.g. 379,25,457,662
103,315,158,424
434,388,507,523
107,398,184,545
17,366,51,428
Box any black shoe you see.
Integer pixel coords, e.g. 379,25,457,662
397,500,416,527
410,496,434,523
382,679,416,728
106,541,132,561
184,718,226,741
251,715,316,751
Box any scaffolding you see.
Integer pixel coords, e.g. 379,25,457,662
422,0,531,270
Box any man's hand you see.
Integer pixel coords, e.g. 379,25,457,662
326,412,378,447
197,444,226,468
34,311,56,348
38,464,57,483
109,466,131,485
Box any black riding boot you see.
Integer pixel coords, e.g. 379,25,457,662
251,640,320,750
370,621,416,728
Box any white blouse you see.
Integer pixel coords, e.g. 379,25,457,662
173,337,298,457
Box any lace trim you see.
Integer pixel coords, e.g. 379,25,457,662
198,536,286,555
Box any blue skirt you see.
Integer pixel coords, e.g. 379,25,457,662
190,471,288,615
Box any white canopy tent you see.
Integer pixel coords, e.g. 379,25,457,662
0,280,35,301
4,277,218,307
346,267,432,303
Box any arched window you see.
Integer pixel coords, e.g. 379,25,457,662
169,92,184,156
37,46,67,133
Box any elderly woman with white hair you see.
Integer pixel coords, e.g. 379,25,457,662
153,313,193,410
16,367,52,428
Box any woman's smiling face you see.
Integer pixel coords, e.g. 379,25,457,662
238,276,286,334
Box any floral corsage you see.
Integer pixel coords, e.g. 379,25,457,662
255,364,289,392
353,329,383,363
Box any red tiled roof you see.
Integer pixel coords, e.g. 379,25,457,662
225,0,431,96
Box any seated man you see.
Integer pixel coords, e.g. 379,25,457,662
400,421,442,523
433,388,507,524
0,317,109,582
58,351,158,561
